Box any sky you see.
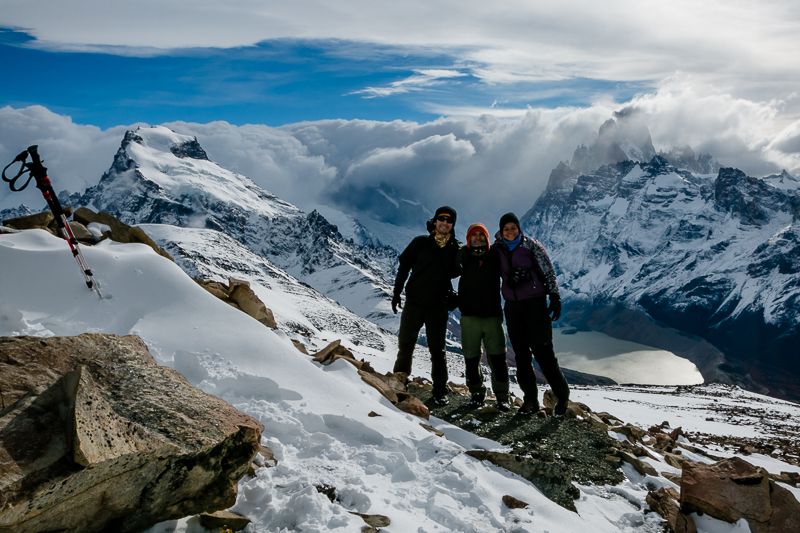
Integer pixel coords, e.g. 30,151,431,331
2,1,800,225
3,225,799,532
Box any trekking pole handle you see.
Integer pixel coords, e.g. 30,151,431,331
1,146,49,192
2,149,33,192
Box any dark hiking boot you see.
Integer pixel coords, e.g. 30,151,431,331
554,399,569,417
495,397,511,412
519,400,547,418
468,391,486,408
431,394,449,407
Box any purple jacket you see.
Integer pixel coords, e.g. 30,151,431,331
492,232,560,302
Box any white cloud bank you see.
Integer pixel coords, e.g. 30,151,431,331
2,78,798,226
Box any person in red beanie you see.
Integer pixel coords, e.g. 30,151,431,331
391,206,461,406
457,223,511,411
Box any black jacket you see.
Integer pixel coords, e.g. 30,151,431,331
394,234,460,306
457,246,502,317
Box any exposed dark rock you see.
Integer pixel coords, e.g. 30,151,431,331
417,389,623,511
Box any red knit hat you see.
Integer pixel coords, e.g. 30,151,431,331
465,223,490,248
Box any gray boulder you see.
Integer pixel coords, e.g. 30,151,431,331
0,334,262,533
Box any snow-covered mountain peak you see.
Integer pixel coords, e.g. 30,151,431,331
132,125,199,154
764,169,800,192
523,156,800,401
570,116,656,174
80,127,399,330
98,126,299,221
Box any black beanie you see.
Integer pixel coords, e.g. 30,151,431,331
433,205,457,225
499,212,520,232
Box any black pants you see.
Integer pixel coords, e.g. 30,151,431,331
504,297,569,404
393,300,449,396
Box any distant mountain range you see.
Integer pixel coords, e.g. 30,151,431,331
3,119,797,400
521,119,799,400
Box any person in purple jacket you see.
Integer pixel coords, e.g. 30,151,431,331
492,212,569,416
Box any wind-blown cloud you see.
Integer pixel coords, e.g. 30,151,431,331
352,69,469,98
3,78,798,230
3,1,799,107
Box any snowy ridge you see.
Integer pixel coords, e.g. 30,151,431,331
522,156,800,400
3,229,799,533
140,224,393,350
79,126,400,330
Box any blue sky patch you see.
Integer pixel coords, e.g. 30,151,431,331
0,28,650,127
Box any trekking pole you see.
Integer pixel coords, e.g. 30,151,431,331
2,145,102,298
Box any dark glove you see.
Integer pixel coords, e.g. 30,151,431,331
392,293,402,314
548,294,561,322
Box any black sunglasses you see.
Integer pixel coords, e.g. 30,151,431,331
436,215,453,223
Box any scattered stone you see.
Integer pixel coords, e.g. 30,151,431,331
663,452,685,469
357,370,399,404
770,471,800,486
3,211,54,230
596,412,625,425
502,495,529,509
368,411,381,417
395,395,429,419
67,220,94,241
312,339,353,365
72,207,173,259
617,450,659,477
419,423,444,437
292,339,309,354
609,423,647,442
199,510,251,531
646,487,683,529
351,512,391,528
256,445,277,468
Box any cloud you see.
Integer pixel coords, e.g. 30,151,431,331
3,1,800,107
3,79,798,230
352,69,468,98
617,75,796,175
0,106,128,211
163,120,337,204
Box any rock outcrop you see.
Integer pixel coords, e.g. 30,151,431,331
679,457,800,533
0,334,262,533
196,277,277,329
310,340,429,418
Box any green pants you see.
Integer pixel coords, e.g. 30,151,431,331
460,315,509,399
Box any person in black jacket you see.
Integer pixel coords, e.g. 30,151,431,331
392,206,461,405
457,223,510,411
